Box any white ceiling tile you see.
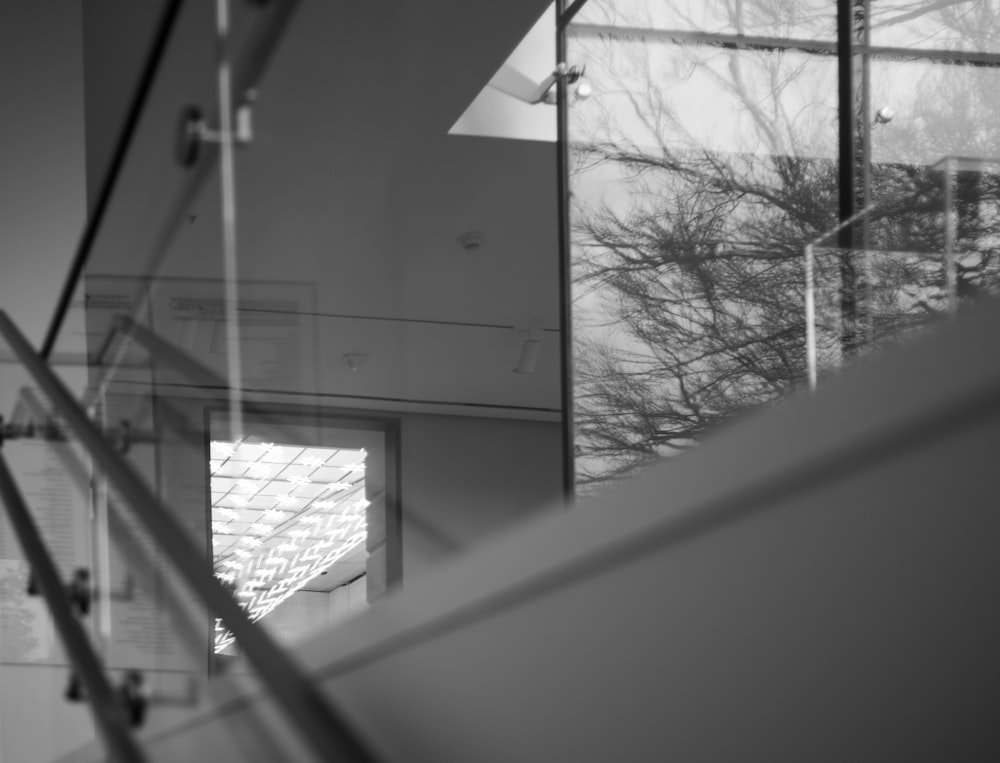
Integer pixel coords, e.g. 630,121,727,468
217,461,249,478
310,466,351,483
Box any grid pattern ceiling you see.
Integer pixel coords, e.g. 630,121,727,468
210,440,368,651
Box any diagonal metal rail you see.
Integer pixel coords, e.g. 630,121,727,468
0,452,146,763
0,310,377,763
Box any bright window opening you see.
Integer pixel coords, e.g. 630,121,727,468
209,439,368,652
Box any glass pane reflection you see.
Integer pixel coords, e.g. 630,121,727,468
567,0,1000,493
869,0,1000,54
574,0,837,40
567,15,837,489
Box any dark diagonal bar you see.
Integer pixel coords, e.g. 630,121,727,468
40,0,184,361
0,454,146,763
0,310,376,763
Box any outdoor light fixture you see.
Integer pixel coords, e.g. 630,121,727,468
874,106,894,125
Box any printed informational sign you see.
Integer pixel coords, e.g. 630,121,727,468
0,440,89,665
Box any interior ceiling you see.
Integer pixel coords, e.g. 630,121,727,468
210,438,369,650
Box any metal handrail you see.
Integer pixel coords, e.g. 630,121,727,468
0,452,146,763
0,310,377,763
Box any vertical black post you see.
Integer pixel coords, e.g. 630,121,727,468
557,1,577,503
837,0,860,356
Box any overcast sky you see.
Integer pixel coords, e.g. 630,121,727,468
0,0,84,350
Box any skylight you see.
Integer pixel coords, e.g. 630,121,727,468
449,3,556,142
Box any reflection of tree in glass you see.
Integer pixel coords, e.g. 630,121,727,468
868,0,1000,52
571,0,1000,488
0,564,42,661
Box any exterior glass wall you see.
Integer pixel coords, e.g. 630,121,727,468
564,0,1000,491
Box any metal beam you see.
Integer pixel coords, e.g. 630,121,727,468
559,0,589,28
567,23,1000,68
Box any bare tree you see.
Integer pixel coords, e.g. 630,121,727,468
569,0,1000,488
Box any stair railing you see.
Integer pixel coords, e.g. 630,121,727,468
0,309,377,763
0,441,148,763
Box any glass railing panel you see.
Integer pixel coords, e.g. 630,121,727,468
805,180,1000,386
24,0,305,753
1,353,226,729
224,0,566,603
866,52,1000,325
35,0,564,756
0,360,98,762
